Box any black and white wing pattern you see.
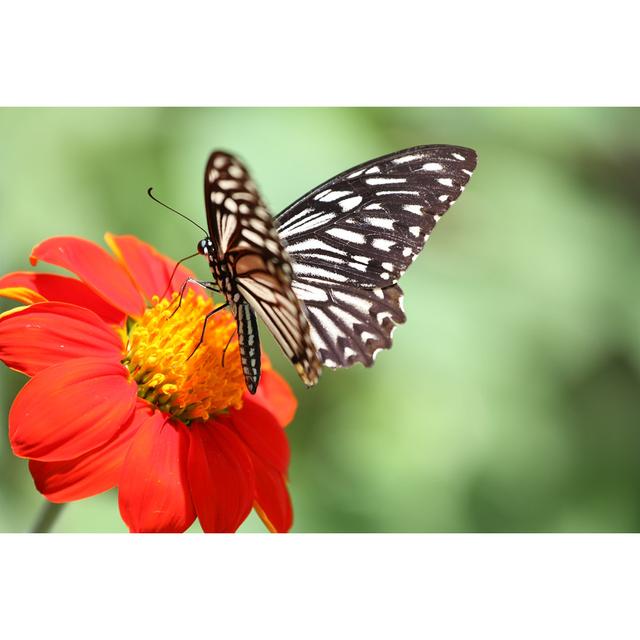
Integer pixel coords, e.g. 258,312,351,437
204,151,322,388
275,145,477,368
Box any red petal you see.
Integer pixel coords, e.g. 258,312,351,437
0,272,125,325
118,412,195,533
229,396,290,474
30,237,145,317
9,357,137,461
253,459,293,533
29,399,151,503
228,397,293,533
251,370,298,428
188,421,254,533
105,234,202,302
0,302,124,377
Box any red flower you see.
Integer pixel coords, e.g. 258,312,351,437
0,234,297,533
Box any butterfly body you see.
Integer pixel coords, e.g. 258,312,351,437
200,146,477,393
196,236,262,392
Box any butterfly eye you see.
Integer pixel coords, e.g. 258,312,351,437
197,239,207,255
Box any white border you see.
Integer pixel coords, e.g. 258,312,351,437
1,1,639,635
2,534,638,639
1,1,638,105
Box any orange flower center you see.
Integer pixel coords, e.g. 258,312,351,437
123,291,244,422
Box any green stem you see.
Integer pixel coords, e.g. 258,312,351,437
31,501,65,533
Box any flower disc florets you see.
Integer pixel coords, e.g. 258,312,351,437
124,291,244,422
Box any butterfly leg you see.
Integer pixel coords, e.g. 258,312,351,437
221,328,237,368
160,250,201,299
187,302,230,360
170,277,220,318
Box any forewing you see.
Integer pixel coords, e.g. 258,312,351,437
204,151,266,256
276,145,477,288
204,151,322,387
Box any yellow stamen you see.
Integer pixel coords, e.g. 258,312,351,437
123,291,244,422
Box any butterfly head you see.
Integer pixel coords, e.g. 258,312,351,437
197,237,211,256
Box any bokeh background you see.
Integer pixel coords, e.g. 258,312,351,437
1,108,639,532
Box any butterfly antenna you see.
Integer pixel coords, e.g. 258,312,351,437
147,187,208,235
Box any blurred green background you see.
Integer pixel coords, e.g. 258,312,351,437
1,108,639,532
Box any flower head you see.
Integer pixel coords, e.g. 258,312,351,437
0,234,297,533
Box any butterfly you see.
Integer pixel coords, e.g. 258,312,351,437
196,145,477,393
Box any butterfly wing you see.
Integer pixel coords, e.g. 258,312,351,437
204,151,322,387
298,282,407,368
275,145,477,368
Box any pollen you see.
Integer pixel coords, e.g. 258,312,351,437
123,291,245,422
